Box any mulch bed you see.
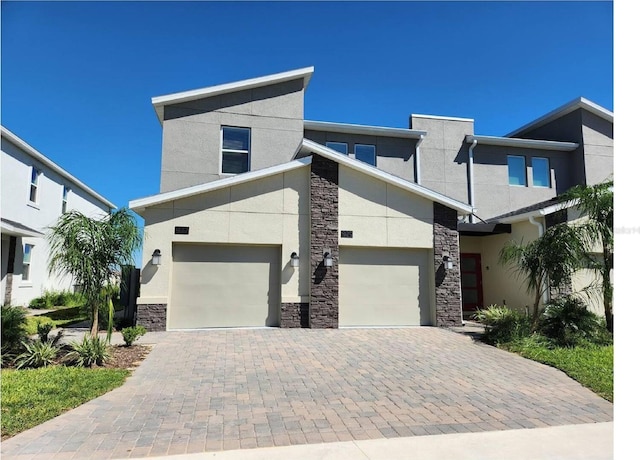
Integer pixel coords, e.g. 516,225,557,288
104,344,152,370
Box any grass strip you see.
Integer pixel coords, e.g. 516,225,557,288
1,366,129,438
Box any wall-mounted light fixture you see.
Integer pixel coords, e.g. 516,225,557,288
290,252,300,268
152,249,162,266
443,255,453,270
323,250,333,267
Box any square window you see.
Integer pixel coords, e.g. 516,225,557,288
326,142,348,154
532,157,550,187
23,244,33,281
30,167,40,202
507,156,526,186
354,144,376,166
221,126,250,174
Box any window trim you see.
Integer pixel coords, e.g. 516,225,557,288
326,141,348,155
531,157,550,188
22,243,34,282
220,126,251,175
29,167,41,203
507,155,527,187
354,143,377,166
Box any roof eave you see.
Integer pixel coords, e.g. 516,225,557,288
465,135,579,151
304,120,426,139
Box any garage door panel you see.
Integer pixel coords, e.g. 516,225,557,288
339,247,430,326
170,244,280,329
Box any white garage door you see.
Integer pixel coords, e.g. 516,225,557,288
339,247,430,326
169,244,280,329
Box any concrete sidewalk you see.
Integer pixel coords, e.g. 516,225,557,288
135,423,613,460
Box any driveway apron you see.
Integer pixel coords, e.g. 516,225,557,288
1,328,613,459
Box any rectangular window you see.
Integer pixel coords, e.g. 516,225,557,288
354,144,376,166
326,142,348,154
29,167,40,202
507,155,526,186
221,126,250,174
23,244,33,281
532,157,550,187
62,186,69,213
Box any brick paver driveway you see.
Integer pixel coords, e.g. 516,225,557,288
1,328,613,459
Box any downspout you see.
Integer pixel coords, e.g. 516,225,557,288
468,139,478,223
528,215,549,304
415,134,424,184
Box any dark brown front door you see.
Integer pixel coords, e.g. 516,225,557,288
460,253,484,313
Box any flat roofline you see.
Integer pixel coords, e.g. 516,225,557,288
152,66,314,122
1,126,116,209
304,120,425,139
410,113,474,123
465,134,579,151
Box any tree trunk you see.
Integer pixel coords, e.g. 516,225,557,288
531,280,543,330
603,245,613,333
91,303,99,337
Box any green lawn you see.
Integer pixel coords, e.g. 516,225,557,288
1,366,129,439
503,342,613,402
24,306,89,335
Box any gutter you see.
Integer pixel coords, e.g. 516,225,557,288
468,139,477,223
415,134,424,184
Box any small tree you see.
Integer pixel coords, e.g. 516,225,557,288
48,208,141,337
559,180,613,331
499,224,584,328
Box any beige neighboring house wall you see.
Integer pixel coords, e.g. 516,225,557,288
137,165,310,318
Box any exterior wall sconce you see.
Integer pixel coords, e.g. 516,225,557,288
290,252,300,268
443,255,453,270
323,250,333,267
152,249,162,266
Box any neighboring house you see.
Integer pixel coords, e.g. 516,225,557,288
129,67,612,331
1,127,116,307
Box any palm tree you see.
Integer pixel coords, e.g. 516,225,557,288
559,180,614,332
47,208,141,337
499,223,584,328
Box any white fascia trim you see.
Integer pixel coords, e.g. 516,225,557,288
129,157,312,211
465,135,579,151
505,97,614,138
304,120,426,139
410,113,475,122
0,220,44,238
1,126,117,210
300,139,473,215
497,200,578,224
152,66,314,122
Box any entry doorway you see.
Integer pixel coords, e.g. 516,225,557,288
460,253,484,317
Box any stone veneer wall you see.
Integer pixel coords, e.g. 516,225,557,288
137,304,167,331
309,154,339,328
280,302,309,328
433,203,463,327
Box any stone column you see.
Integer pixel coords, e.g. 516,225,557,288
309,154,339,328
433,203,463,327
136,304,167,331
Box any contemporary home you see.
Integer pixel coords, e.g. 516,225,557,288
129,67,613,331
1,127,116,307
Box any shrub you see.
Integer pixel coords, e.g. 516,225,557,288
65,335,110,367
539,297,613,347
24,316,55,336
37,322,54,343
473,305,532,345
121,326,146,347
14,340,60,369
29,290,86,309
1,305,28,353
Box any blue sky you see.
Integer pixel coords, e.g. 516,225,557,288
2,1,614,256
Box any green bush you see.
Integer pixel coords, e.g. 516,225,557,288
24,316,55,336
14,340,60,369
37,322,54,343
121,326,146,347
473,305,532,345
539,297,613,347
1,305,28,353
65,335,110,367
29,290,86,309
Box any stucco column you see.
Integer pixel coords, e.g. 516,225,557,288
433,203,463,327
309,154,339,328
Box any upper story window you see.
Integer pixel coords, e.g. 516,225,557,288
29,167,41,202
532,157,550,187
507,155,526,186
23,244,33,281
354,144,376,166
221,126,250,174
326,142,348,154
62,186,69,213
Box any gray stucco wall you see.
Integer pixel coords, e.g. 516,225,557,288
304,129,417,182
160,79,305,193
